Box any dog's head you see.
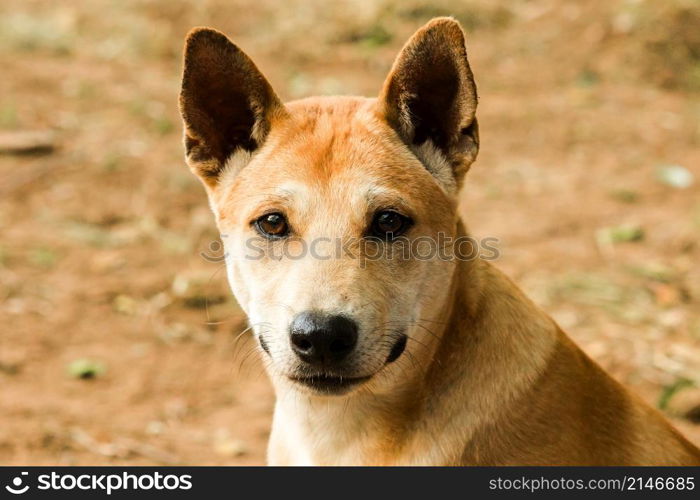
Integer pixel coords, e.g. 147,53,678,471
179,18,479,396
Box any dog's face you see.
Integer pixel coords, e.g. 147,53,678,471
214,98,461,395
179,18,479,396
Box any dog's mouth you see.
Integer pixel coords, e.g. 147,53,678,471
288,374,372,395
386,334,407,363
287,334,409,395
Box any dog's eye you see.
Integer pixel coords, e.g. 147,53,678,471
370,210,412,240
255,213,289,239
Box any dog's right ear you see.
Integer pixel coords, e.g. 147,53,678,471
179,28,284,188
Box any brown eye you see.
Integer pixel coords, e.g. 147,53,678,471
370,210,412,240
255,213,289,239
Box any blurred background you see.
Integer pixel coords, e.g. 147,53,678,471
1,0,699,465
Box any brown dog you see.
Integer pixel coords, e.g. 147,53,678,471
178,18,700,465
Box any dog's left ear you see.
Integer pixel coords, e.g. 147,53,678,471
379,18,479,186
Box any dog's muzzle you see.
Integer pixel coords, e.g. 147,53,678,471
289,311,358,367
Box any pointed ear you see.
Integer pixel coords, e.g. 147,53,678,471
179,28,284,187
379,18,479,186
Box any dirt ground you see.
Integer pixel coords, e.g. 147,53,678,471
1,0,699,465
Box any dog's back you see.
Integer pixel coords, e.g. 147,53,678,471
452,263,700,465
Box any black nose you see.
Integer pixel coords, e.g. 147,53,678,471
290,311,358,366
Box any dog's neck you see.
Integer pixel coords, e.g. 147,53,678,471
268,221,559,465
